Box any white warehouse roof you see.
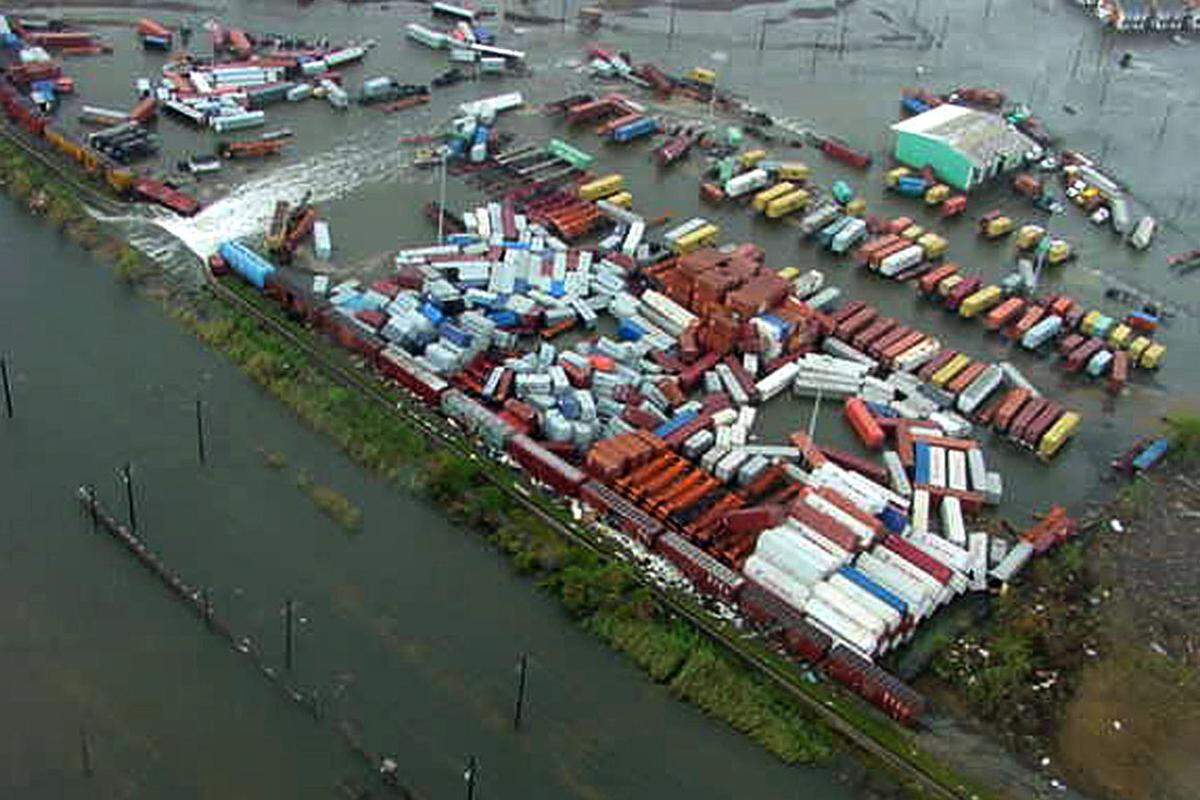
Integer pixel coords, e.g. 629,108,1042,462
891,104,1035,168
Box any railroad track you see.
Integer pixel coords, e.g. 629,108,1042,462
0,124,126,217
205,274,969,800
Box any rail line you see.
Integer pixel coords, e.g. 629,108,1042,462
205,273,969,800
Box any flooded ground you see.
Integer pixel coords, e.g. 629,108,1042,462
4,0,1199,796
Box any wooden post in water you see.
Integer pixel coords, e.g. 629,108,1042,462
284,599,295,671
80,726,93,777
195,398,207,465
202,587,214,629
1,356,13,419
513,652,529,729
120,463,137,535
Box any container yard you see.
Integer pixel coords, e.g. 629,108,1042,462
4,1,1199,797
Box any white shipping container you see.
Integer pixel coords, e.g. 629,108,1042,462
939,496,967,546
754,536,825,587
968,532,989,592
755,361,799,401
911,489,930,536
929,446,947,488
878,244,925,277
812,581,889,639
882,451,912,497
723,168,771,198
855,553,934,620
947,450,967,492
803,597,878,656
989,541,1034,584
743,556,812,612
911,530,970,573
829,573,904,633
313,220,331,259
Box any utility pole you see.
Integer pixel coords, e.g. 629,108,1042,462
119,463,137,535
668,2,677,48
513,653,529,729
811,34,821,75
807,387,822,439
464,756,478,800
79,726,93,777
758,15,767,51
195,398,207,465
283,599,295,671
1157,103,1174,142
1,356,12,419
437,151,448,245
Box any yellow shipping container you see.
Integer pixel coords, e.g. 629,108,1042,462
1038,412,1081,459
1015,224,1045,250
672,224,720,254
959,286,1003,318
917,232,948,258
1139,342,1166,368
885,166,911,187
776,162,810,181
924,184,950,205
752,181,796,212
687,67,716,85
765,189,810,219
900,225,925,241
1046,239,1072,264
606,191,633,208
845,198,867,217
1107,323,1133,349
932,355,971,388
937,274,963,296
739,149,767,169
1128,336,1151,360
777,267,801,281
1080,310,1102,336
983,216,1014,238
578,174,624,201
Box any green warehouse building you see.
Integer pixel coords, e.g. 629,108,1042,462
891,104,1036,192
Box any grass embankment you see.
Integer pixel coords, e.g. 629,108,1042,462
928,419,1200,800
0,138,156,285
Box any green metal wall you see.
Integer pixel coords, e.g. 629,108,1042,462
894,132,973,191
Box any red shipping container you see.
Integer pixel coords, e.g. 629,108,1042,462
844,398,885,450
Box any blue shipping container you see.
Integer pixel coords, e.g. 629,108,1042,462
838,566,909,618
487,309,520,328
865,401,900,419
617,319,645,341
876,505,908,535
420,301,445,325
654,409,699,439
218,241,276,289
914,442,931,485
901,96,929,116
611,117,659,143
895,176,929,197
1132,438,1170,472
